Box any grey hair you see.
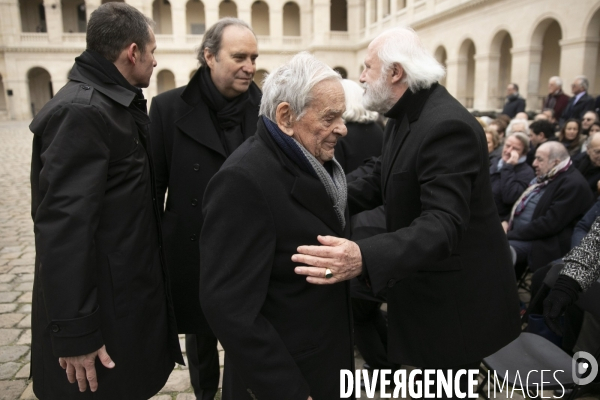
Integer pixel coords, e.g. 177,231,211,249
87,2,155,62
575,75,590,91
375,27,445,92
341,79,378,123
549,76,562,88
542,141,569,162
197,18,255,67
506,119,529,136
506,132,530,155
259,52,341,121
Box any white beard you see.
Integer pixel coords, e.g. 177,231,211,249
362,76,395,114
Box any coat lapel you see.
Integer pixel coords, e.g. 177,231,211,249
382,116,410,191
176,103,227,158
291,175,344,236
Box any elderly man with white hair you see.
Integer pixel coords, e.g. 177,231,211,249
294,26,521,386
561,75,596,124
200,52,352,400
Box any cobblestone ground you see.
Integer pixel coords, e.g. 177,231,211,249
1,120,598,400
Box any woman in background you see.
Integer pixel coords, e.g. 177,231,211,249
558,118,585,156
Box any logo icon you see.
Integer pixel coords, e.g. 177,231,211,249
572,351,598,385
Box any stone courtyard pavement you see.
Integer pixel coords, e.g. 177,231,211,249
1,119,598,400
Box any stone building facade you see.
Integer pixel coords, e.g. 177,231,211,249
0,0,599,120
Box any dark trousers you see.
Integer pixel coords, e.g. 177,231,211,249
352,298,394,370
185,333,220,400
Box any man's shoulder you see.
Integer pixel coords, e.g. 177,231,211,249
152,85,187,105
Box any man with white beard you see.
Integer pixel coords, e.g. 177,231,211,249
293,27,521,396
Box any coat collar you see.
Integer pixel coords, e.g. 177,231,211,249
68,64,137,108
175,68,261,158
384,82,438,124
256,118,346,236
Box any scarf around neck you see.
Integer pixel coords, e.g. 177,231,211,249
198,66,250,155
263,116,347,229
508,157,572,227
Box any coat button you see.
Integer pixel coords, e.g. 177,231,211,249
51,324,60,333
134,138,139,145
190,234,196,241
193,163,200,171
387,279,396,288
191,198,198,207
81,85,90,90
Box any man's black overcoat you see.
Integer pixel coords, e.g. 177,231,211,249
30,63,183,399
200,119,354,400
148,70,261,333
348,83,522,368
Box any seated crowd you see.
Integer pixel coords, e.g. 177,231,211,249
477,74,600,378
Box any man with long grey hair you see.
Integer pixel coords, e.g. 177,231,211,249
294,27,522,389
200,52,353,399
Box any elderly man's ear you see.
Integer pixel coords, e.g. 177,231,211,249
391,63,404,84
276,102,295,137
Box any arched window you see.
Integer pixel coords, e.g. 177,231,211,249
251,1,270,36
283,2,300,36
330,0,347,31
153,0,173,35
62,0,86,32
457,39,476,108
186,0,205,35
20,0,46,32
219,1,238,19
157,70,176,94
333,67,347,79
28,67,53,117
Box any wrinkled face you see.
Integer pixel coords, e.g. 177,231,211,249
359,43,394,114
291,79,347,164
587,136,600,167
533,147,558,177
486,133,495,154
548,80,559,93
132,27,157,88
564,121,579,141
502,135,525,161
582,112,597,130
206,25,258,99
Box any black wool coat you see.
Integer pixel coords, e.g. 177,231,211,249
200,119,354,400
148,69,261,333
30,63,183,399
334,121,383,174
507,165,595,270
489,157,535,220
501,96,526,118
348,84,522,368
561,93,596,123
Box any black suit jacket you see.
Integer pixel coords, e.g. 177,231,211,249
200,119,354,400
348,84,521,368
561,92,595,123
507,165,594,270
149,69,261,333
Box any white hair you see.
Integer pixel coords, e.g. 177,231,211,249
506,119,529,136
549,76,562,88
375,26,446,92
259,52,341,121
341,79,378,123
575,75,590,91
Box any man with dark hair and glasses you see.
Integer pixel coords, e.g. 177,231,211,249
29,3,183,398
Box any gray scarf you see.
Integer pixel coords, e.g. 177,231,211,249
295,141,347,229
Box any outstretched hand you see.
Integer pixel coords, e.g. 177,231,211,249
293,235,363,284
59,345,115,392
